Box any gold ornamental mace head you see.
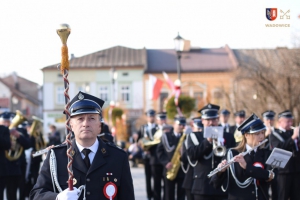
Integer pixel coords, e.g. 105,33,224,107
57,24,71,45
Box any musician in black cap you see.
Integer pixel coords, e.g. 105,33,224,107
157,117,187,200
150,111,168,200
211,114,274,200
181,117,203,200
269,110,300,200
261,110,277,200
219,109,231,133
0,117,11,200
229,110,246,143
187,104,235,200
30,91,134,200
0,112,31,200
138,109,159,200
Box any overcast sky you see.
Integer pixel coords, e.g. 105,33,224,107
0,0,299,85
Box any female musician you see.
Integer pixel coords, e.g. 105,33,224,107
211,114,275,200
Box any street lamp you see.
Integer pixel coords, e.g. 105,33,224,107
110,67,118,102
174,32,185,81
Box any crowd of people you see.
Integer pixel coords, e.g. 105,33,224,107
137,105,300,200
1,92,300,200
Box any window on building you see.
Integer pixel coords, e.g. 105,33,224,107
194,92,204,108
99,86,109,101
121,86,130,102
56,86,65,105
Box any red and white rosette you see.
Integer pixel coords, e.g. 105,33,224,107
103,182,117,200
253,162,264,169
253,162,264,185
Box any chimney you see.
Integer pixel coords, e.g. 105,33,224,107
12,72,19,90
183,40,191,52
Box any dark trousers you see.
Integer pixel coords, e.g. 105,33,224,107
144,158,153,199
277,173,300,200
270,169,278,200
6,175,21,200
164,176,185,200
185,189,194,200
18,164,26,200
194,195,226,200
0,177,5,200
151,164,164,200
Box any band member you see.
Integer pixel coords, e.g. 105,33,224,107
30,91,135,200
219,109,231,133
151,112,167,200
211,114,274,200
262,110,276,148
187,104,235,200
181,117,203,200
229,110,246,143
0,112,31,200
261,110,277,200
24,120,44,198
157,117,187,200
138,109,158,200
269,110,300,200
0,123,11,200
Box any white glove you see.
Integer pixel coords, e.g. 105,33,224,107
56,187,80,200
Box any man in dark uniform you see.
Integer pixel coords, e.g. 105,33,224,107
269,110,300,200
229,110,246,143
187,104,236,200
261,110,277,200
219,109,231,133
0,122,11,200
181,117,203,200
0,112,31,200
30,91,135,200
150,112,167,200
138,109,159,200
157,117,187,200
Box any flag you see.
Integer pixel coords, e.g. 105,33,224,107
162,71,175,95
149,74,163,100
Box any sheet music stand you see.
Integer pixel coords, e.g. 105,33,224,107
266,147,292,169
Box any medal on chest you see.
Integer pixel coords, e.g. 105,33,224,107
103,182,117,200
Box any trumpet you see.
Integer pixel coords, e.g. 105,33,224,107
213,138,226,157
207,139,268,178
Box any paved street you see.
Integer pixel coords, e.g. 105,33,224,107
131,164,147,200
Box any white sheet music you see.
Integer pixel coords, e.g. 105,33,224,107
203,126,224,138
266,147,292,169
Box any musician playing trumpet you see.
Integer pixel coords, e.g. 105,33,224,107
187,104,235,200
211,114,274,200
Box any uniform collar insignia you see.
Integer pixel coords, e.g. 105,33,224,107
101,148,106,154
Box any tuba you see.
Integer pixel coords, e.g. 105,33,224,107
166,127,192,180
30,116,46,151
140,129,163,151
5,110,27,161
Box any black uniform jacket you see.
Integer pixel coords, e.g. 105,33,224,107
180,132,196,190
139,123,161,165
0,125,11,177
157,131,185,178
211,148,271,200
29,138,135,200
229,125,237,135
187,130,236,195
269,129,300,174
1,126,31,177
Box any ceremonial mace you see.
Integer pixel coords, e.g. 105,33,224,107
56,24,74,190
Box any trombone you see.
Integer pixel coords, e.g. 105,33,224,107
207,139,268,178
